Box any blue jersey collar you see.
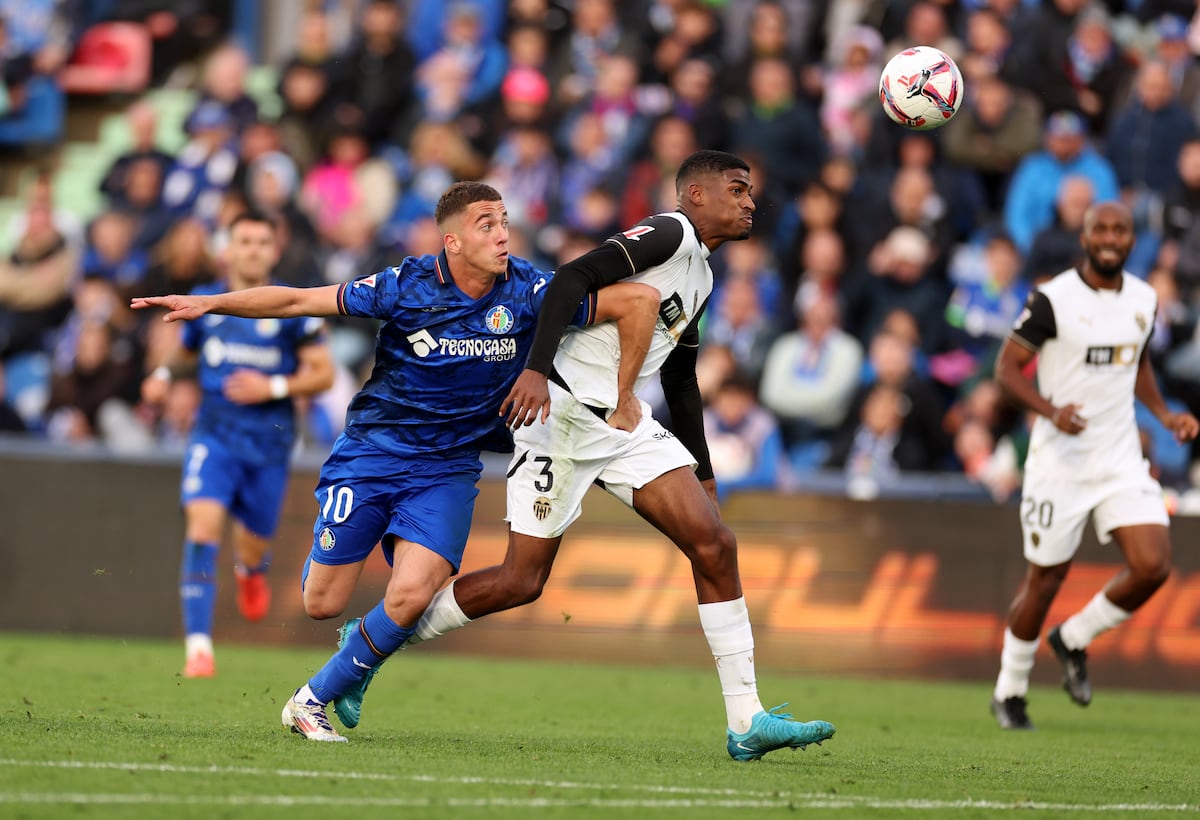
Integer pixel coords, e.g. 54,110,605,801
434,250,512,285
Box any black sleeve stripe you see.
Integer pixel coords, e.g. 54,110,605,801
1008,333,1039,352
606,215,685,273
603,237,638,276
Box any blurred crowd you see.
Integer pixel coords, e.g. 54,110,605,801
2,0,1200,503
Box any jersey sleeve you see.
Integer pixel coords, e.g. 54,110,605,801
180,315,202,352
570,290,598,327
292,315,327,346
521,269,596,328
1010,290,1056,351
603,214,687,274
337,268,402,319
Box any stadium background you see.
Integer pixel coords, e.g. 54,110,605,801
2,1,1200,693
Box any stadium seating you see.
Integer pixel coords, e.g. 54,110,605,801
58,23,153,96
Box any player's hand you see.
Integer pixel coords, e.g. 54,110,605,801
130,294,211,322
1051,403,1087,435
222,369,272,405
1163,410,1200,443
606,391,642,432
140,372,170,405
501,369,550,428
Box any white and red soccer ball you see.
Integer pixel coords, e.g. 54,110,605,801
878,46,963,130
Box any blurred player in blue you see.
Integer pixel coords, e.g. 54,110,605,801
133,181,660,740
139,211,336,678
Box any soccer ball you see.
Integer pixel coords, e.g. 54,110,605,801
878,46,963,130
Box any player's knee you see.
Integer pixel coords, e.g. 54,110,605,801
689,523,738,575
185,527,221,545
1027,563,1069,598
496,567,548,607
303,588,345,620
1130,551,1172,588
506,574,545,606
382,579,439,624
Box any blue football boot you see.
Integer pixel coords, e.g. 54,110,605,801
726,704,835,761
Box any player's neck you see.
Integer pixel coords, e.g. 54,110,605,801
678,207,721,251
1079,266,1123,291
445,258,498,300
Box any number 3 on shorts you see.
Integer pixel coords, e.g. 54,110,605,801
532,456,554,492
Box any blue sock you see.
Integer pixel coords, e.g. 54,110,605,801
239,551,271,575
180,541,219,637
308,601,413,703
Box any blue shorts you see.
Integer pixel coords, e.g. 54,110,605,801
181,434,290,538
309,435,482,573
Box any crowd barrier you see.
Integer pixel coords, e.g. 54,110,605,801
2,443,1196,691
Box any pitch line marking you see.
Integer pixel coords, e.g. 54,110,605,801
0,792,1196,812
0,759,1195,813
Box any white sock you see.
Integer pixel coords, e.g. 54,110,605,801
697,597,764,733
994,629,1038,700
185,633,213,658
408,581,472,646
1059,591,1130,650
295,684,321,705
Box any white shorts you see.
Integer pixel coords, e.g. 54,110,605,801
506,381,697,539
1020,463,1168,566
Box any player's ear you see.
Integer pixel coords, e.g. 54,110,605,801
444,231,460,254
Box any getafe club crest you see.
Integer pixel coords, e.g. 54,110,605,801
485,305,515,334
256,318,281,337
318,527,336,551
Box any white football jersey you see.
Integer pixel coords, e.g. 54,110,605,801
553,212,712,409
1012,269,1157,481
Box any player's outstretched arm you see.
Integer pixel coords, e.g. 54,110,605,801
1135,349,1200,442
594,282,661,431
131,285,342,322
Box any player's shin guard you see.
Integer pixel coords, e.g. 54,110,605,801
698,597,764,733
180,541,219,638
407,581,472,646
308,601,413,704
1059,591,1130,650
994,628,1038,700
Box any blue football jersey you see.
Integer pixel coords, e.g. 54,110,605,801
182,282,326,464
336,251,596,457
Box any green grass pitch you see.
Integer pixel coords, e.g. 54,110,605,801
0,632,1196,819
